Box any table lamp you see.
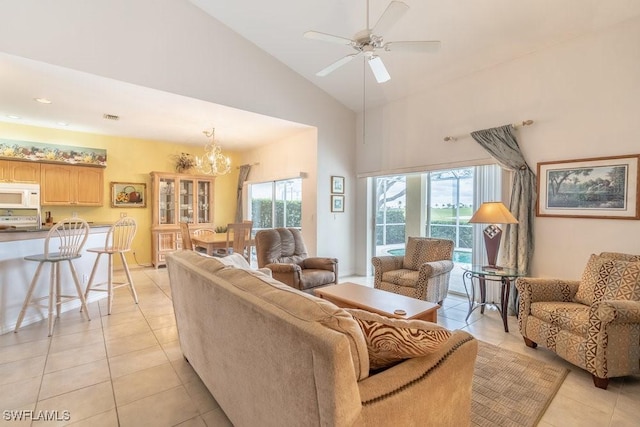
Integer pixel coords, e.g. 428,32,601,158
469,202,518,269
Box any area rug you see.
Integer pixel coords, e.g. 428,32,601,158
471,341,569,427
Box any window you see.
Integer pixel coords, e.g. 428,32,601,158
248,178,302,233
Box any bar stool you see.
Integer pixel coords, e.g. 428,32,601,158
15,217,91,336
84,217,138,315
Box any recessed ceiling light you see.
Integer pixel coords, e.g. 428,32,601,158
7,115,21,119
57,122,69,126
33,97,52,104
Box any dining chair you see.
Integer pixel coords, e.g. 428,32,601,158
180,222,194,250
15,217,91,336
226,222,253,261
84,217,139,315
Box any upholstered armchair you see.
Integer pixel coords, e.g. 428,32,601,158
372,237,454,305
516,252,640,389
255,228,338,291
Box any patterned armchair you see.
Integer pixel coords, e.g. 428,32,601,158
516,252,640,389
372,237,454,305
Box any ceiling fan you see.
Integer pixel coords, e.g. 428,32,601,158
304,0,440,83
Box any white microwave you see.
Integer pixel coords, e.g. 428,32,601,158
0,183,41,209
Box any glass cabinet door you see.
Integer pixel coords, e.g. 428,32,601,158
159,177,176,225
196,180,212,224
179,179,194,223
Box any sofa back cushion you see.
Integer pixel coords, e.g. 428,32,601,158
214,263,370,380
403,237,453,271
256,228,308,267
601,258,640,302
575,253,640,305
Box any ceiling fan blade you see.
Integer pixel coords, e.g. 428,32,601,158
304,31,353,46
317,54,359,77
368,56,391,83
384,40,441,53
372,1,409,34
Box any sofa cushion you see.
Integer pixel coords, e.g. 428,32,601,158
345,308,451,371
575,254,613,306
530,301,590,337
601,258,640,302
381,269,419,288
215,253,273,277
213,264,370,380
403,237,452,271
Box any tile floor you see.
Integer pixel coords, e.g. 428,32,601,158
1,268,638,426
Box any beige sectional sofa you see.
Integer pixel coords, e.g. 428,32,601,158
167,250,478,427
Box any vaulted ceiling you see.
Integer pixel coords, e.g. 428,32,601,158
1,0,638,147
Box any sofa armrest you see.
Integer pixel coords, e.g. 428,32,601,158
302,257,338,272
592,300,640,325
265,263,303,289
356,330,477,426
418,260,454,278
371,256,404,274
515,277,580,303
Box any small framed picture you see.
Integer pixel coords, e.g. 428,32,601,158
331,175,345,194
111,182,147,208
331,195,345,213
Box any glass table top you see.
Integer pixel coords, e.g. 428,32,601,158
462,265,525,277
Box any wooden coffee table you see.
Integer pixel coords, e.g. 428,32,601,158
314,282,439,323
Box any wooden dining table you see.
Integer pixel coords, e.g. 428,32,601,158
191,232,255,256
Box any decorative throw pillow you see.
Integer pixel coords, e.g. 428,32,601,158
403,237,453,271
574,254,613,306
601,258,640,302
345,308,451,370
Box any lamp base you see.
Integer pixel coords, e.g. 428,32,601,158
483,224,503,269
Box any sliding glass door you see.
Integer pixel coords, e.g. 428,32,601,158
248,178,302,233
372,165,500,296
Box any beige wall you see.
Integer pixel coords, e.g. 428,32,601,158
0,0,358,275
0,121,240,265
356,17,640,277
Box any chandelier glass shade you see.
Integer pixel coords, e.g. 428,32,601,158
194,128,231,176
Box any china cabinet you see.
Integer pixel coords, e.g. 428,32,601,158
150,171,215,267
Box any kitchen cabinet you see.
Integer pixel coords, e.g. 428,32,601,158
0,159,41,183
41,164,104,206
150,171,215,267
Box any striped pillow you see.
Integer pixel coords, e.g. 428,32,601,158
345,308,452,371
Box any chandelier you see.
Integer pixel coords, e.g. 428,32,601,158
194,128,231,176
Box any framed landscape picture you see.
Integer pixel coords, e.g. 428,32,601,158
537,154,640,219
111,182,147,208
331,195,344,213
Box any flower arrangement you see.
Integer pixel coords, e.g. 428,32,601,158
215,225,228,233
173,152,195,173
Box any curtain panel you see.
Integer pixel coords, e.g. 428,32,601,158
471,125,536,314
235,164,252,223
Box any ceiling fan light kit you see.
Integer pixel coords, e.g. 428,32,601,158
304,1,440,83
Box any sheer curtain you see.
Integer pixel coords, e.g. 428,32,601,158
472,164,503,304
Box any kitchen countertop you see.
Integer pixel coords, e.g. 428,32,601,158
0,223,111,242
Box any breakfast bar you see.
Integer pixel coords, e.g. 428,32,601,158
0,224,111,334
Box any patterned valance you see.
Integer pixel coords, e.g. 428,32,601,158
0,138,107,167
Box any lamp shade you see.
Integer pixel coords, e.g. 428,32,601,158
469,202,518,224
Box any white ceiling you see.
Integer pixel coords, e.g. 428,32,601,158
0,53,310,150
1,0,639,148
192,0,640,111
